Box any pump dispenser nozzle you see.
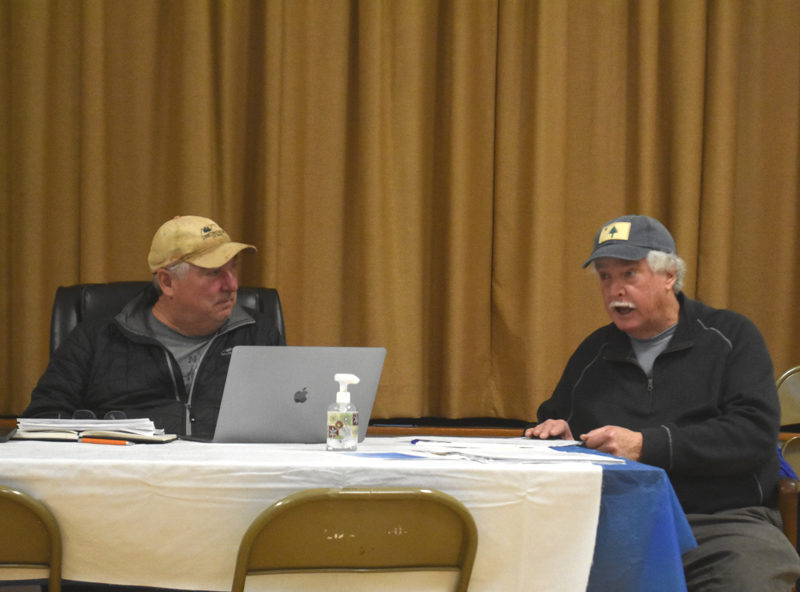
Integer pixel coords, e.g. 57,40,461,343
334,373,360,403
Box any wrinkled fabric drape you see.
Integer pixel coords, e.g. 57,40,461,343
2,0,799,422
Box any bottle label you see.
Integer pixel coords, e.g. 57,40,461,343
327,411,359,443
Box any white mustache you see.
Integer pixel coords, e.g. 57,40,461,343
609,300,636,311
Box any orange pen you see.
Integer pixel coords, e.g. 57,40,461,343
80,437,133,446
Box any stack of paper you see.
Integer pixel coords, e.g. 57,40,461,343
15,417,177,443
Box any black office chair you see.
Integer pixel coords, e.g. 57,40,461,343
49,281,285,353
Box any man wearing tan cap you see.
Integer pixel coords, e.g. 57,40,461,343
24,215,284,440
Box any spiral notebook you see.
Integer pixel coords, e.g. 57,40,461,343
212,346,386,443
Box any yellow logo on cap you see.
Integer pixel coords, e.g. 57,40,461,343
598,222,631,243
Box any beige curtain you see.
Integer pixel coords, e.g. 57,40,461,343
2,0,799,422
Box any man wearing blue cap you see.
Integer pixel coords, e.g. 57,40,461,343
526,215,800,590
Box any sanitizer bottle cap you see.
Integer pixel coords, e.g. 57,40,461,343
334,373,359,404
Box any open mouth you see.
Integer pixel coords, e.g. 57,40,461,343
610,301,636,316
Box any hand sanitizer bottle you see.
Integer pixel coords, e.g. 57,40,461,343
326,373,359,451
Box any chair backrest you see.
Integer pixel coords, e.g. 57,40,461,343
49,281,285,354
231,487,478,592
0,486,62,592
778,365,800,428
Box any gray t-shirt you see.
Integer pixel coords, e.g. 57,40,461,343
630,324,677,377
146,312,225,393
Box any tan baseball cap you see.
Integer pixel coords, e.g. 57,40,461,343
147,215,256,273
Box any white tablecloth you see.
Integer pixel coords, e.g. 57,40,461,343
0,438,604,591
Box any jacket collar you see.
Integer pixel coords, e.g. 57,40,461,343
665,292,696,352
604,292,695,359
114,284,255,338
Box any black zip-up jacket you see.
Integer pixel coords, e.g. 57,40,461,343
538,293,780,514
23,286,285,439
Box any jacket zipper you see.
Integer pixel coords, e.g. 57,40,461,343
184,335,221,436
162,351,190,434
182,316,253,435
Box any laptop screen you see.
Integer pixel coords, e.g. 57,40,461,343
213,346,386,443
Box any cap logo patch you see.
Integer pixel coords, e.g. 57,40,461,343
199,225,225,241
598,222,631,244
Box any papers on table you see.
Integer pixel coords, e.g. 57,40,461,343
354,436,625,464
17,417,163,435
14,418,177,443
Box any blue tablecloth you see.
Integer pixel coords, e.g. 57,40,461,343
565,447,698,591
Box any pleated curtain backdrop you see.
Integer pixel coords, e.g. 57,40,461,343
2,0,799,422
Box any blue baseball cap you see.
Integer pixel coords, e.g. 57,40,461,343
583,215,676,268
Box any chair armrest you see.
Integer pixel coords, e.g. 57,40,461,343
778,477,798,549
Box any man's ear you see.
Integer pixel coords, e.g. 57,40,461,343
156,268,175,297
664,269,677,293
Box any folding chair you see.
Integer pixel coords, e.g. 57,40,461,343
0,486,62,592
232,487,478,592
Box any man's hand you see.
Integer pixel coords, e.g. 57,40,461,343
524,419,574,441
580,425,642,461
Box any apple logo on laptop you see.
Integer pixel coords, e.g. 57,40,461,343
293,387,309,403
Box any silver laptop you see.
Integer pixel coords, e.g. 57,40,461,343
212,346,386,443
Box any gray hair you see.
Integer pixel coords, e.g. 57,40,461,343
152,260,190,293
646,251,686,294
